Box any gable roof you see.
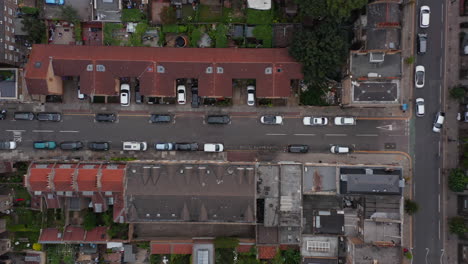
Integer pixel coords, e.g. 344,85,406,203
25,45,303,98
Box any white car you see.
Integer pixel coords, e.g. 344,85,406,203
420,6,430,28
260,115,283,125
415,65,425,88
177,85,186,104
122,141,147,151
0,141,16,150
303,117,328,126
334,117,356,125
204,143,224,152
415,98,425,117
432,112,445,133
78,87,85,100
330,145,350,154
120,83,130,106
247,85,255,106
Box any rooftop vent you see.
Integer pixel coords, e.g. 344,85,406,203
206,67,213,74
217,67,224,74
157,66,165,73
265,67,272,74
87,64,93,71
369,52,385,63
96,65,105,72
34,62,41,68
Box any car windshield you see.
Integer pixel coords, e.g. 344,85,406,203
264,116,275,122
416,72,424,83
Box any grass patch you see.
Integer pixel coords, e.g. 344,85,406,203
198,4,222,22
122,9,146,23
253,25,272,48
104,23,124,46
46,244,76,264
246,8,273,24
162,24,180,33
215,24,229,48
222,7,245,23
128,23,149,46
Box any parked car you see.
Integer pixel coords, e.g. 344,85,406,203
37,112,62,122
417,33,427,54
191,85,200,108
150,114,171,123
120,83,130,106
288,145,309,153
415,98,425,117
77,85,85,100
303,117,328,126
95,113,117,122
432,112,445,133
88,142,110,151
0,141,16,150
155,143,175,151
260,115,283,125
206,115,230,124
177,85,186,104
420,5,430,28
330,145,350,154
204,143,224,152
60,141,83,150
122,141,147,151
247,85,255,106
0,110,7,120
14,112,35,121
334,117,356,125
33,141,56,150
175,143,198,151
415,65,425,88
135,85,143,104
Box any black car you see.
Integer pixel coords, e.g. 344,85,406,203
206,115,230,124
14,112,35,121
288,145,309,153
191,93,200,108
95,113,117,122
88,142,110,151
37,112,62,122
150,114,171,123
175,143,198,151
0,110,7,120
60,141,83,150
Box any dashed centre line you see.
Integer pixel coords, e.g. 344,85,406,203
265,133,287,136
356,134,378,137
32,130,54,133
325,134,347,137
60,130,80,133
293,134,316,136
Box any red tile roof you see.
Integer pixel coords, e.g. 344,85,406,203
38,228,61,243
258,246,278,259
172,244,193,255
25,45,303,98
77,168,99,192
84,226,108,242
236,244,254,253
151,243,171,254
53,168,75,191
28,168,51,192
63,226,85,241
101,168,124,192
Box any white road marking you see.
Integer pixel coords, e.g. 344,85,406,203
325,134,347,136
438,169,441,185
438,194,441,213
441,31,443,49
6,130,25,132
32,130,54,133
376,124,393,131
293,134,316,136
439,85,442,104
440,58,443,78
439,220,441,240
266,133,287,136
356,134,378,137
59,130,79,133
441,3,444,23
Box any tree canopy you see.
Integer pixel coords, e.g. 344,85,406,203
449,168,468,192
295,0,368,22
21,16,46,44
449,216,468,235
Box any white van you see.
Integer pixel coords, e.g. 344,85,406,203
122,141,147,151
204,143,224,152
330,145,350,154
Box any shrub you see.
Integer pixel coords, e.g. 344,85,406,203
215,24,229,48
162,24,179,33
32,243,42,251
449,216,468,235
404,199,419,215
21,7,39,15
178,25,188,33
404,56,415,65
190,28,203,47
83,211,97,231
450,85,466,100
449,168,468,192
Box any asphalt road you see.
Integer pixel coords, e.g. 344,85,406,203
413,0,446,262
0,114,408,154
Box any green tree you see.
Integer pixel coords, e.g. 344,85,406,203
404,199,419,215
404,56,415,65
282,249,301,264
60,5,80,22
450,85,466,100
295,0,367,21
449,216,468,235
83,211,97,231
21,16,46,44
289,22,347,84
449,168,468,192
